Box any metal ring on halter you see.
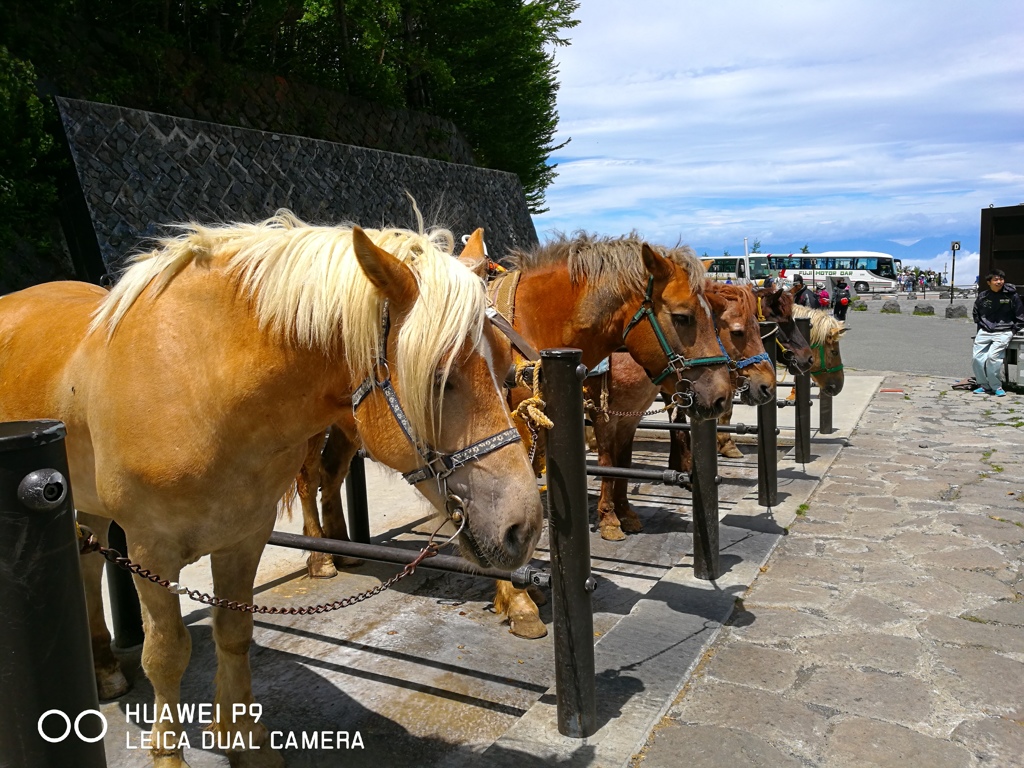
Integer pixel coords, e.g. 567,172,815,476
670,389,694,410
734,375,750,394
427,508,467,550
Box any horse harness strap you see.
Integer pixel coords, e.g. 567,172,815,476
486,271,541,362
757,294,792,358
623,275,729,385
351,300,521,521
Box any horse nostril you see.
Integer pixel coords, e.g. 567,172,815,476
504,522,527,558
713,395,728,414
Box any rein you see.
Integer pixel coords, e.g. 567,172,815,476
623,275,729,385
352,301,521,526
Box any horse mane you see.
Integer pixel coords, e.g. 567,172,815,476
507,231,706,300
706,280,757,316
91,210,485,443
790,304,846,345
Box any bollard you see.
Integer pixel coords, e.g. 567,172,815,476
757,323,779,507
105,522,144,648
345,452,371,544
793,317,812,463
690,417,720,580
0,420,107,768
541,348,597,738
819,392,835,434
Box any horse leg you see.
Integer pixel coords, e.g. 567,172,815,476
129,539,193,768
208,523,284,768
717,401,743,458
493,579,546,639
298,433,336,579
77,511,130,699
613,427,643,534
319,426,361,568
591,408,626,541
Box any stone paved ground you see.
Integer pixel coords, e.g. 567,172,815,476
633,373,1024,768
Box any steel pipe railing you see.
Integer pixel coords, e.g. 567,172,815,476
540,348,597,738
757,323,779,506
267,531,549,589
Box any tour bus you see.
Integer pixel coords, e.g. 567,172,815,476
765,251,902,293
703,254,771,283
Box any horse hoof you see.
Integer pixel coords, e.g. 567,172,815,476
719,444,743,459
333,555,363,569
509,613,548,639
600,525,626,542
306,552,337,579
96,666,130,700
527,584,547,606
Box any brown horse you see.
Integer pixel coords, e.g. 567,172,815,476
587,281,779,540
0,214,543,768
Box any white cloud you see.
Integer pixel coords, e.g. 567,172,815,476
534,1,1024,260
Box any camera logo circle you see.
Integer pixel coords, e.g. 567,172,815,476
37,709,108,743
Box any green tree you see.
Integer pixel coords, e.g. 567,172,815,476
750,239,761,253
800,244,810,253
0,47,59,254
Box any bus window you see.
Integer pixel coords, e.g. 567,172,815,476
836,258,853,270
749,256,770,279
737,261,746,277
801,257,814,271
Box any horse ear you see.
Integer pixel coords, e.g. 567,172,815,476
352,226,419,311
458,228,489,278
641,243,673,281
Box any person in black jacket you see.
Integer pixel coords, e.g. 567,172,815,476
791,274,818,308
832,278,852,321
971,269,1024,396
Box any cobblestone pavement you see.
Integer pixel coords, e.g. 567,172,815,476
633,373,1024,768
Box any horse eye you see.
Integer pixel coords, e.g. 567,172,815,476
672,313,693,326
730,328,745,337
433,372,454,392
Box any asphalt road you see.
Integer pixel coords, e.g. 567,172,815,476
829,294,977,380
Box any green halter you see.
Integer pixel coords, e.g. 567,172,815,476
811,343,844,375
622,275,730,385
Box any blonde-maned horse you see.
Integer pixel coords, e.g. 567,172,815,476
296,231,736,639
0,213,543,768
789,304,847,396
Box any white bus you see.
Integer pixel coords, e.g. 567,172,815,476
765,251,902,293
703,254,771,283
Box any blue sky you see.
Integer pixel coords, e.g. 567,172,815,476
531,0,1024,283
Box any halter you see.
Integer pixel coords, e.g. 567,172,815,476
756,293,793,360
622,275,730,385
810,343,844,375
352,301,522,527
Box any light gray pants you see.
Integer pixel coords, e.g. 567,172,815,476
972,329,1012,391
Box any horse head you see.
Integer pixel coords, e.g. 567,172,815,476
706,281,775,406
753,287,813,374
622,244,733,421
349,227,542,570
791,306,846,396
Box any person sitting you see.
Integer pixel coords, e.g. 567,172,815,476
971,269,1024,397
790,274,818,308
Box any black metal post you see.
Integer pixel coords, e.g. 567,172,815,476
793,317,812,463
105,522,144,648
345,453,371,544
0,421,107,768
758,323,779,507
819,392,835,434
690,417,720,580
585,464,692,487
540,348,596,738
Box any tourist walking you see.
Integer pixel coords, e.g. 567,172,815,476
971,269,1024,396
832,278,852,322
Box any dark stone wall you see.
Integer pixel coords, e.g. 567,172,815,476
56,98,537,277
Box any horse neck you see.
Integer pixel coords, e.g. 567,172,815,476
513,265,630,367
